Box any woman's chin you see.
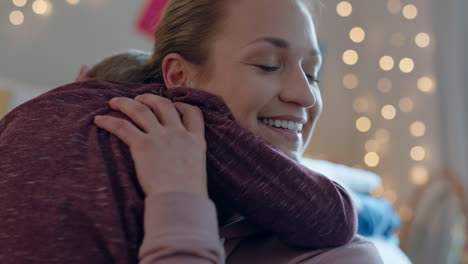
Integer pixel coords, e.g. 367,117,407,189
272,143,302,161
282,150,302,162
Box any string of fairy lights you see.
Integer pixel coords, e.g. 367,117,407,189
8,0,80,26
336,0,436,223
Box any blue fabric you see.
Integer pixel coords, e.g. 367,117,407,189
356,194,401,239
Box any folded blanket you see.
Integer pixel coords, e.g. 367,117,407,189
356,194,401,238
0,80,356,263
300,158,382,194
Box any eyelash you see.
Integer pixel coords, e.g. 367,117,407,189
254,65,319,83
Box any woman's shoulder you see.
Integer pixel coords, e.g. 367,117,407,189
227,234,383,264
295,235,384,264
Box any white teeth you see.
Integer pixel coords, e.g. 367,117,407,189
260,118,303,132
274,120,282,127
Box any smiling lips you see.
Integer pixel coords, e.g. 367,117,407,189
259,118,303,133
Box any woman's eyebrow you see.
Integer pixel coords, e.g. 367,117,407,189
246,37,322,57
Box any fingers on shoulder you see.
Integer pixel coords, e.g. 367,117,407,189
135,94,181,127
94,115,144,145
173,102,205,134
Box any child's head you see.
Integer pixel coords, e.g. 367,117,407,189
85,49,151,83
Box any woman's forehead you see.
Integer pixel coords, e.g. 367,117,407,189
224,0,314,27
220,0,318,51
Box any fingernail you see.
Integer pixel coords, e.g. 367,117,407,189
94,115,104,121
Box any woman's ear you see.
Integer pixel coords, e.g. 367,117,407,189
162,53,196,88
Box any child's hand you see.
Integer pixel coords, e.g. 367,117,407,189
94,94,208,197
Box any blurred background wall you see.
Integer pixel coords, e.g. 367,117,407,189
1,0,467,262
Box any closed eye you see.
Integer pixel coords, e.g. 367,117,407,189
306,74,319,83
254,64,319,83
254,65,280,72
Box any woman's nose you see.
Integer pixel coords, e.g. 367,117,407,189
279,70,318,108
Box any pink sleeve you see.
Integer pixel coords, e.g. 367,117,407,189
138,192,225,264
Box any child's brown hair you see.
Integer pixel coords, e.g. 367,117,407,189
86,49,151,83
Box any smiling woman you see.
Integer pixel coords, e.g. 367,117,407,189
0,0,384,263
95,0,379,262
145,0,323,161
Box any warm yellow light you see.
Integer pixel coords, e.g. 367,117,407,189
375,129,391,143
391,32,406,47
371,186,385,197
379,56,395,71
353,97,370,113
410,121,426,137
365,139,379,152
337,1,353,17
66,0,80,4
364,152,380,167
398,97,414,113
410,166,429,185
399,58,415,73
399,207,413,222
343,74,359,89
377,78,392,93
381,105,397,120
418,76,436,93
352,164,364,169
384,190,397,203
343,50,359,65
415,32,431,48
350,27,366,43
402,4,418,20
387,0,402,14
32,0,49,15
13,0,27,7
356,117,372,132
9,10,24,25
411,146,426,161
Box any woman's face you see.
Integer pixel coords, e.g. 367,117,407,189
195,0,322,161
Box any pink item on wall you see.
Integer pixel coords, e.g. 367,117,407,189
136,0,169,38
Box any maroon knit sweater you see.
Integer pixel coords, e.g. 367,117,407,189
0,80,356,263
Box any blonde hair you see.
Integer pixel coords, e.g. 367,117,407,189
143,0,227,84
90,0,319,84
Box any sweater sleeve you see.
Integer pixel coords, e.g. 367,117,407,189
205,122,358,249
139,192,225,264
